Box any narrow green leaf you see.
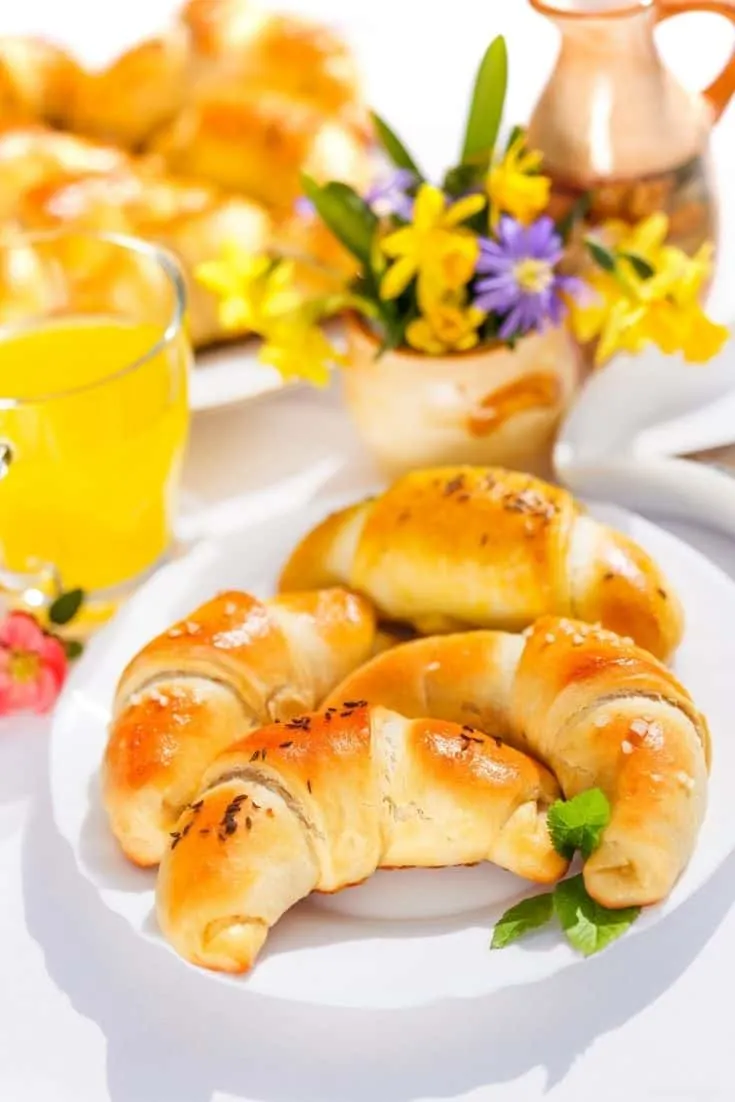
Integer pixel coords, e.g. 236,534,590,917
370,111,422,177
556,191,592,243
63,639,84,660
491,892,555,950
585,239,617,273
505,123,525,153
554,875,640,957
547,788,611,860
300,175,377,265
49,588,84,626
620,252,656,280
461,36,508,167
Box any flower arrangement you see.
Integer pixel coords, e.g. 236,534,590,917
198,36,728,382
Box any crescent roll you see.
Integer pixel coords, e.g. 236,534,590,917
149,88,370,212
279,466,684,660
103,588,377,866
327,617,709,908
156,704,567,972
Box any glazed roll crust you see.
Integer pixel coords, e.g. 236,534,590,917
327,616,709,908
280,467,684,659
103,588,376,866
157,705,567,972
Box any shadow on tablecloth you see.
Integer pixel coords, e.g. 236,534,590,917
21,755,735,1102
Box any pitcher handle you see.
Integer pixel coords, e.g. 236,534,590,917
657,0,735,121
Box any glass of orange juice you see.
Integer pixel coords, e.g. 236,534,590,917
0,230,191,629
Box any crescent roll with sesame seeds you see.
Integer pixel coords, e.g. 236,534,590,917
156,704,567,973
279,466,684,661
103,588,377,867
327,616,709,909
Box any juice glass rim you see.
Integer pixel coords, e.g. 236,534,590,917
0,228,188,408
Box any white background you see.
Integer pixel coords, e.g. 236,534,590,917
2,2,735,1100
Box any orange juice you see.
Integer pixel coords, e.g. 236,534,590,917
0,316,190,596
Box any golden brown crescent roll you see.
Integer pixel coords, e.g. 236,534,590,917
16,163,271,346
0,37,80,126
326,616,709,908
156,703,567,972
103,588,377,867
65,28,190,149
279,466,684,660
150,89,370,212
0,126,130,220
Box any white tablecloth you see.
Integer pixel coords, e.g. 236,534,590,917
3,2,735,1099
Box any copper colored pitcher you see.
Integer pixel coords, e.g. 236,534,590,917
527,0,735,255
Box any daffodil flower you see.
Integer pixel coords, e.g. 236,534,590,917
379,184,485,302
486,134,551,229
196,245,302,331
405,293,486,354
258,317,346,387
570,215,728,365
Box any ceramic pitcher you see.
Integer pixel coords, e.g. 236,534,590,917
527,0,735,255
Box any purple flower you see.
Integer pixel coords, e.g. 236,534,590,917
474,216,582,340
364,168,416,220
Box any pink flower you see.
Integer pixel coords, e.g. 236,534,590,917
0,611,68,715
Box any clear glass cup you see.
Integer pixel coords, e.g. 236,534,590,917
0,230,191,631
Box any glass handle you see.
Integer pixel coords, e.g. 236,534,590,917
657,0,735,121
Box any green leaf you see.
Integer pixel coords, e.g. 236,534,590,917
554,875,640,957
49,588,84,626
585,238,617,273
505,123,525,153
620,251,656,280
556,191,592,243
300,175,377,265
63,639,84,660
461,36,508,168
547,788,611,860
370,111,422,177
491,892,555,950
442,162,484,198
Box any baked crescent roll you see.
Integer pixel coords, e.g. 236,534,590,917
103,588,377,867
150,89,370,212
0,37,80,127
183,3,367,132
65,28,190,149
327,617,709,908
156,703,567,972
279,466,684,660
19,168,270,346
0,126,130,220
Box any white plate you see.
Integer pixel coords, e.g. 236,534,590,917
49,497,735,1009
191,342,288,413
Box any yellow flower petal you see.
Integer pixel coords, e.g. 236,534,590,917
380,255,417,299
444,192,486,227
412,184,446,230
380,226,416,259
406,316,444,354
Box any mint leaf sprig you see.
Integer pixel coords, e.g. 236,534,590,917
491,788,641,957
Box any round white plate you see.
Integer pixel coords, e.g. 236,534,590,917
190,342,288,413
49,498,735,1009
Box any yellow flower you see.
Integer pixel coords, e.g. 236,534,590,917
486,134,551,228
405,293,486,355
569,217,728,365
379,183,485,302
258,316,345,387
196,245,302,331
